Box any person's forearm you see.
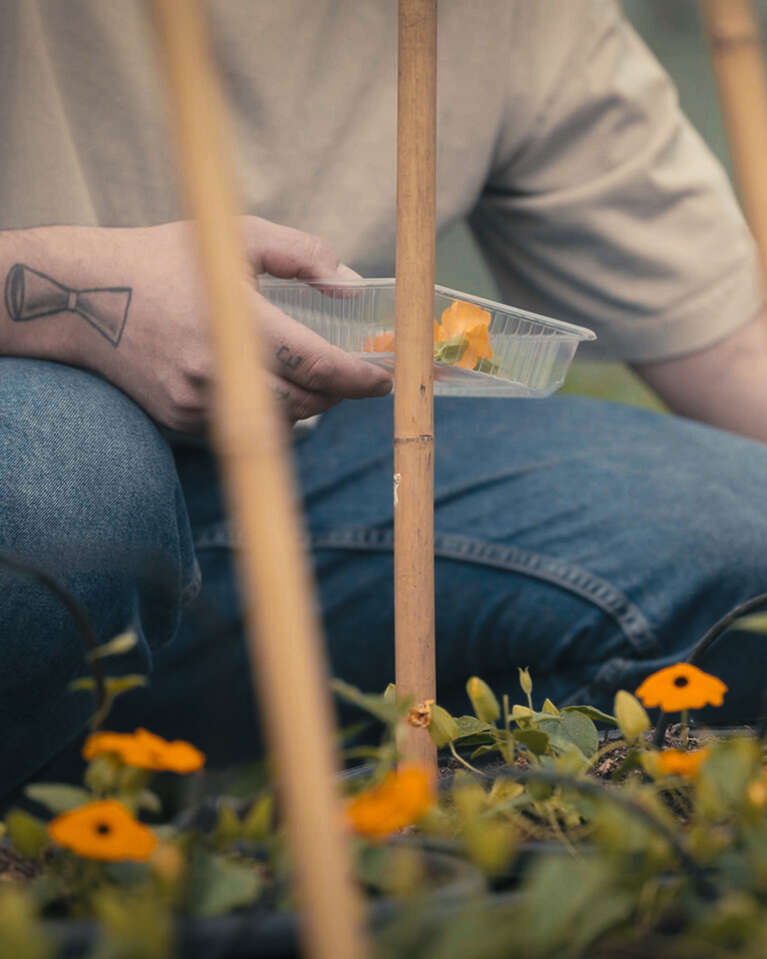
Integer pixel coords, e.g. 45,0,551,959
0,219,391,431
633,313,767,444
0,226,132,366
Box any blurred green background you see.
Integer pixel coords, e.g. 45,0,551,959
435,0,767,410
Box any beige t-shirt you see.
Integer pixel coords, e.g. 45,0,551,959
1,0,762,361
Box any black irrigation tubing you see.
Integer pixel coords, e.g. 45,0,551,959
493,766,718,900
0,549,106,724
653,590,767,749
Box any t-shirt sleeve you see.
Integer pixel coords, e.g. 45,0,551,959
468,0,764,362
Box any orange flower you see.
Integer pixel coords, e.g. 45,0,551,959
83,728,205,774
363,300,494,372
346,766,434,840
635,663,727,712
48,799,157,861
655,748,710,779
364,331,395,353
434,301,493,370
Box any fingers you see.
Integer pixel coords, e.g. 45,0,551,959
253,291,393,400
241,216,360,284
268,372,342,424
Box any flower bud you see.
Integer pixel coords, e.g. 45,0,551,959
429,704,460,748
614,690,650,743
466,677,500,724
518,668,533,698
511,704,533,721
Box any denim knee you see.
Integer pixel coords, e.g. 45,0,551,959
0,359,198,791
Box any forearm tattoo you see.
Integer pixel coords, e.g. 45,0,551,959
4,263,131,347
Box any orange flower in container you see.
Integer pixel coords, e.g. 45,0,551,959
655,748,710,779
365,330,395,353
48,799,157,861
635,663,727,712
364,300,494,372
346,766,434,840
434,300,493,370
83,728,205,773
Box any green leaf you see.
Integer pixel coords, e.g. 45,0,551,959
732,612,767,634
87,630,138,661
24,784,91,814
513,728,550,755
559,710,599,758
70,674,148,727
212,803,242,845
536,718,588,761
330,678,405,726
454,715,496,738
105,675,147,696
429,705,461,748
434,334,468,365
561,704,618,725
473,357,500,375
186,850,263,918
5,809,50,858
28,873,68,909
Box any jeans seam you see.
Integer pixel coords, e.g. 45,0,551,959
309,526,659,656
191,521,660,656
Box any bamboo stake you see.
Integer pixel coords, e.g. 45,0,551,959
703,0,767,285
394,0,438,773
151,3,368,958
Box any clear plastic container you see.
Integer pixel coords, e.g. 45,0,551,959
259,277,596,398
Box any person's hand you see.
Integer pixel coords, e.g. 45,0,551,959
70,217,392,431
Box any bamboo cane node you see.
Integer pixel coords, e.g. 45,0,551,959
407,699,435,728
393,434,433,446
709,30,762,52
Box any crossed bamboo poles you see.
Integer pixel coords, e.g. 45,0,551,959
151,0,767,956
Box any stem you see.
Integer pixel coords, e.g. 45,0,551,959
0,550,106,725
681,709,689,750
448,740,486,777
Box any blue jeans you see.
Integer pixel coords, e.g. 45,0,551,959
3,358,767,794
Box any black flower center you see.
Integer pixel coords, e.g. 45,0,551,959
673,675,689,688
94,821,112,836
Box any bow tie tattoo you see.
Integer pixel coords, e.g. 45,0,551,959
4,264,131,347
